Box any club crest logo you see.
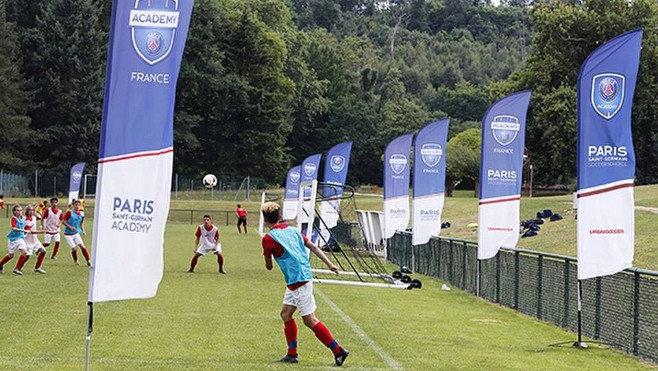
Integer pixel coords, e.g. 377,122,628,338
330,155,345,173
289,171,300,184
304,163,317,177
491,115,520,146
72,171,83,182
420,143,443,168
389,154,408,175
591,73,625,119
129,0,180,65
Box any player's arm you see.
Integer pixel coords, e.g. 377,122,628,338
264,254,273,271
305,240,339,274
11,219,26,233
81,216,86,235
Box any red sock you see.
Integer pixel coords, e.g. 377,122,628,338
80,247,91,262
216,254,224,269
35,251,46,269
51,242,60,258
15,255,29,270
284,319,298,356
190,255,200,270
312,322,341,355
72,250,78,263
0,254,13,267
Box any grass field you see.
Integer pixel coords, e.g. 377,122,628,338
0,208,656,370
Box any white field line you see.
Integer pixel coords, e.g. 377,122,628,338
315,288,403,370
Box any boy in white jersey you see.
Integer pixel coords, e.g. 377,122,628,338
42,197,64,260
187,215,226,274
24,205,48,273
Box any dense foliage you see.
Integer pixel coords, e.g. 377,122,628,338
6,1,656,188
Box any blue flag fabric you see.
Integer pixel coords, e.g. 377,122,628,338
412,119,449,245
68,162,86,203
320,142,352,229
478,91,531,260
576,29,642,280
384,133,413,238
301,154,322,185
282,165,301,220
89,0,195,302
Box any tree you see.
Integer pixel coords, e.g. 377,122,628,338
0,2,34,170
446,127,481,196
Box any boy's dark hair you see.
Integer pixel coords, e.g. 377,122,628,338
261,202,281,224
237,204,241,208
50,197,58,202
203,214,211,219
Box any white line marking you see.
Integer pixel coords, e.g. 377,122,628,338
316,288,403,370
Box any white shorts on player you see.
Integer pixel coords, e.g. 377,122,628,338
282,281,317,316
8,238,30,255
65,233,84,248
44,233,61,244
26,237,46,255
195,242,222,256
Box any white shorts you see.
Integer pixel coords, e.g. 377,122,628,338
195,243,222,256
44,233,61,243
27,240,45,254
8,239,30,255
283,281,317,316
65,234,84,248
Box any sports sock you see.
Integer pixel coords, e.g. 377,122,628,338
35,251,46,269
190,255,200,270
284,319,298,356
312,322,341,355
51,242,60,258
217,254,224,269
72,250,78,263
81,247,91,262
15,255,29,270
0,254,12,267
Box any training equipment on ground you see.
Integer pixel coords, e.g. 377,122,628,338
202,174,217,188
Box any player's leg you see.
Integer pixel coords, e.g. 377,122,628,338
34,245,47,273
13,244,31,276
243,218,248,234
77,235,91,265
277,302,299,363
0,252,15,274
65,234,79,265
187,252,203,272
214,245,225,274
236,218,241,234
299,283,349,366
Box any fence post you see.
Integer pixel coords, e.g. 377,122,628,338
595,277,602,339
495,253,501,303
226,211,229,226
462,241,467,290
514,251,520,310
563,259,570,328
448,240,454,284
537,255,543,320
633,271,640,356
190,210,193,225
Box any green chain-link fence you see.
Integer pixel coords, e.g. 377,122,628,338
387,231,658,363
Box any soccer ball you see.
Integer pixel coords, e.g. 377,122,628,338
202,174,217,188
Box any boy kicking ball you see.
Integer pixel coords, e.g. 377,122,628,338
261,202,349,366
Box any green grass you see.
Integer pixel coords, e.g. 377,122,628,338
0,218,656,370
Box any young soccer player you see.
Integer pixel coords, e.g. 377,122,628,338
0,204,30,275
235,204,248,234
62,199,91,266
24,205,47,273
42,197,64,260
261,202,349,366
0,194,5,209
187,214,226,274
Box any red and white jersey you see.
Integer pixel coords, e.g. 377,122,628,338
24,216,41,246
195,224,219,249
42,207,63,234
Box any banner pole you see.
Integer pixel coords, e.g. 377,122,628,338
574,280,588,348
84,301,94,371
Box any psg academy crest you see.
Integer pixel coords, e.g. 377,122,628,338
304,163,317,177
72,171,83,182
389,154,408,175
130,0,180,65
491,115,520,147
330,155,346,173
420,143,443,168
591,73,625,119
289,171,300,184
